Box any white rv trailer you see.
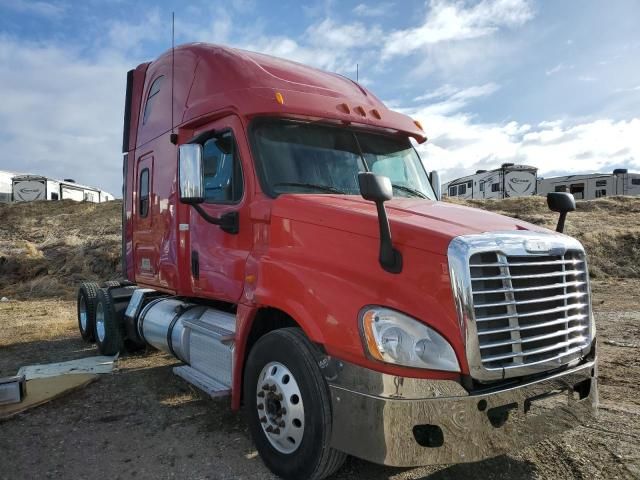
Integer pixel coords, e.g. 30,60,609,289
537,169,640,200
11,175,114,203
443,163,538,200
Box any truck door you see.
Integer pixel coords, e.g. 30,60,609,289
187,118,251,303
133,153,158,285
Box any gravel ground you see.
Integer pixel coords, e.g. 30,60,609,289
0,279,638,480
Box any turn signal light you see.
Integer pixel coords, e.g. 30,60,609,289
275,92,284,104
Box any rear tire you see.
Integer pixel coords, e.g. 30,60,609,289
93,288,125,355
77,282,99,342
244,328,346,480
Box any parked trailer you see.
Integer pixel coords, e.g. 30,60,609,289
76,43,597,480
12,175,113,202
443,163,538,199
538,169,640,200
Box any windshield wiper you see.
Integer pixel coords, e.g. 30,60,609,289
274,182,346,194
391,183,428,199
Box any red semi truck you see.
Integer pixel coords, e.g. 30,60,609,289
77,43,597,479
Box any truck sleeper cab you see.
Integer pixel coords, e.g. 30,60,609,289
76,43,597,480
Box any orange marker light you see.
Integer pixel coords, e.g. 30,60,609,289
338,102,351,114
275,92,284,104
414,119,424,131
362,310,384,361
355,106,367,117
371,109,382,120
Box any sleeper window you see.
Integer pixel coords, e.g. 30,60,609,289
202,132,243,203
142,76,164,125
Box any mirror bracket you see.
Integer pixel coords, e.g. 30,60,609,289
546,192,576,233
358,172,403,274
192,206,239,234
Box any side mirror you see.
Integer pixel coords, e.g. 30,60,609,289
430,170,441,200
358,172,402,274
547,192,576,233
358,171,393,202
178,144,204,204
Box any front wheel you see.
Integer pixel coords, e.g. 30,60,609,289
244,328,346,480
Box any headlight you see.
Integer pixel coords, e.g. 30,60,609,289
360,307,460,372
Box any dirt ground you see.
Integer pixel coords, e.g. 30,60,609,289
0,280,638,479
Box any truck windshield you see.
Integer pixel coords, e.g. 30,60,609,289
251,119,436,200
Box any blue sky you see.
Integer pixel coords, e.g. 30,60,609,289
1,0,639,196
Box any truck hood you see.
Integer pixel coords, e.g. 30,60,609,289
270,194,548,255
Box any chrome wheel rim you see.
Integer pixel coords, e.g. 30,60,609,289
79,296,87,332
256,362,305,454
95,303,106,342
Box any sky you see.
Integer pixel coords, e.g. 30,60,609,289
0,0,639,196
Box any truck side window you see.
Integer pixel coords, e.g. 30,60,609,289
202,132,243,203
139,168,150,217
142,76,164,125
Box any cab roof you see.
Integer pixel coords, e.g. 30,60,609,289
132,43,426,149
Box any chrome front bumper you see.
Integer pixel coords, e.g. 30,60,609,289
326,357,598,467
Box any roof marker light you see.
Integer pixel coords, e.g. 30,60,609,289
338,102,351,114
414,119,424,131
371,109,382,120
355,106,367,117
275,92,284,105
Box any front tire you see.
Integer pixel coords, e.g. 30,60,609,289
77,282,99,342
93,288,124,355
244,328,346,480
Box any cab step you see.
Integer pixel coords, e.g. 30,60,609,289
173,365,230,398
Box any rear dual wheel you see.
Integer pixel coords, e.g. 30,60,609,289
77,282,99,342
244,328,346,480
93,288,125,355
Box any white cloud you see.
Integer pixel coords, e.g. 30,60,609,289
382,0,534,59
305,18,382,49
545,62,574,76
108,11,164,53
353,3,391,17
412,83,500,114
406,98,640,183
238,18,382,74
0,36,130,196
0,0,66,18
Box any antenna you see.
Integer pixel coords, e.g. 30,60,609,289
356,63,359,83
170,12,177,144
171,12,175,132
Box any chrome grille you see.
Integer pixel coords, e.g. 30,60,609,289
470,250,590,372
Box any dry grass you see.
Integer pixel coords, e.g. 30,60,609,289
447,195,640,279
0,200,121,299
0,299,76,347
0,196,638,300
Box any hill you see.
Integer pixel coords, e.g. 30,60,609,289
0,196,638,299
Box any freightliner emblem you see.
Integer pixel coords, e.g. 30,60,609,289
524,239,551,253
